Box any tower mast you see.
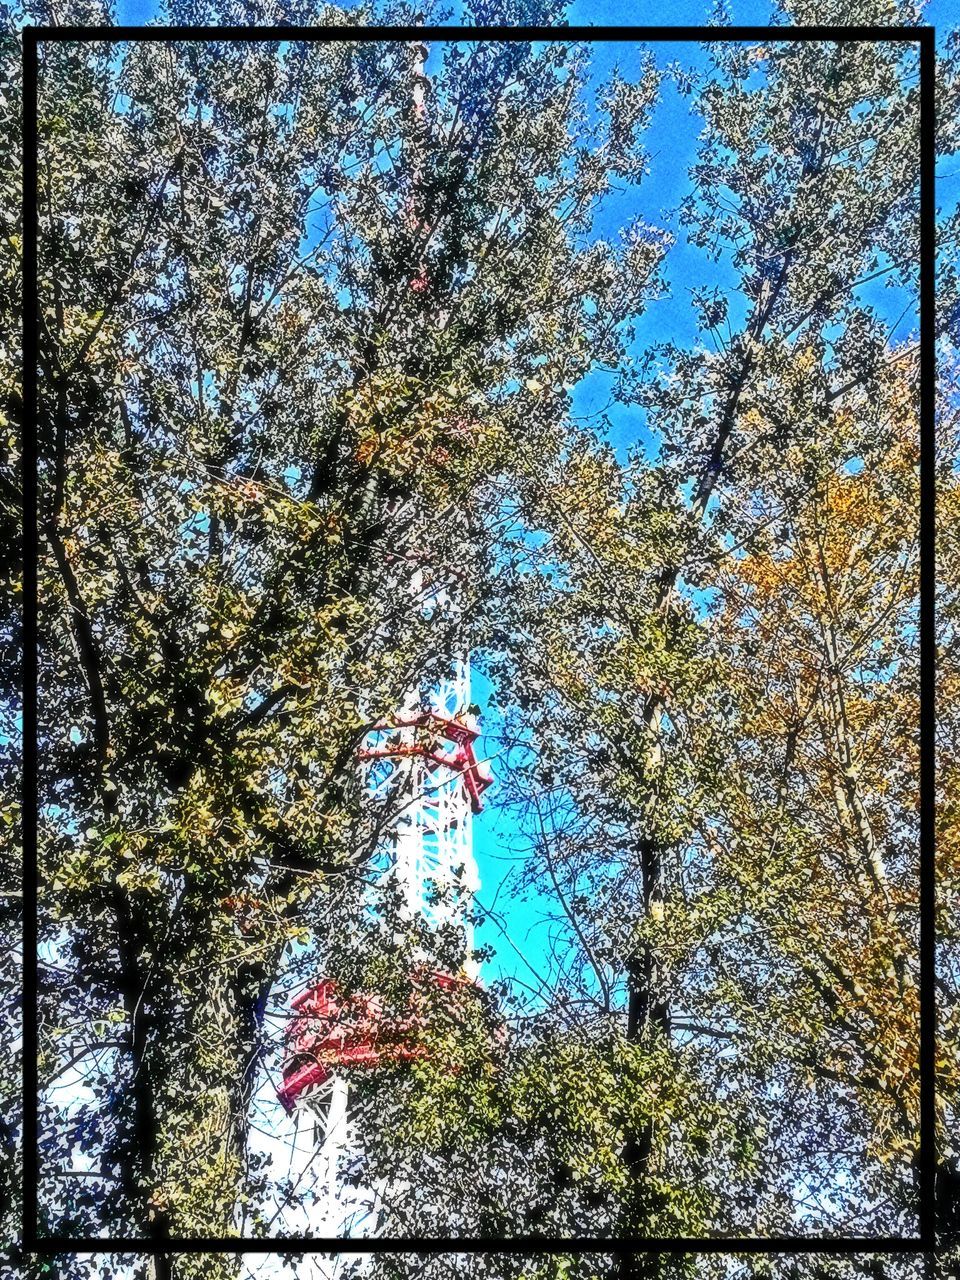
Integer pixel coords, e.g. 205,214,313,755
274,36,493,1260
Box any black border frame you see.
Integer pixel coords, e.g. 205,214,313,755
21,20,938,1262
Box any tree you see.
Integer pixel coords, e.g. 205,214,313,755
479,2,935,1257
1,11,26,1277
13,3,666,1272
705,353,926,1230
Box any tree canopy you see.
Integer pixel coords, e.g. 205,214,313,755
3,3,959,1279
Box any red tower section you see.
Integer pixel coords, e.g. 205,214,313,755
358,710,493,814
278,970,472,1113
278,710,493,1112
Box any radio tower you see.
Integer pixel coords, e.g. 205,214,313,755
274,39,494,1257
275,645,492,1248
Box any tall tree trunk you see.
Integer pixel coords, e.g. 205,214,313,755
111,891,173,1280
617,834,669,1279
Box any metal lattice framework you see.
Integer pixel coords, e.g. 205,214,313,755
273,650,489,1256
361,660,488,973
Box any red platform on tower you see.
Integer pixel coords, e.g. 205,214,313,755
358,710,493,813
277,970,471,1113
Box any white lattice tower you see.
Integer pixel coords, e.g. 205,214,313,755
274,571,488,1265
276,665,485,1267
362,652,482,980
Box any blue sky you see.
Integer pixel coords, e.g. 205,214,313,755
111,0,960,29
